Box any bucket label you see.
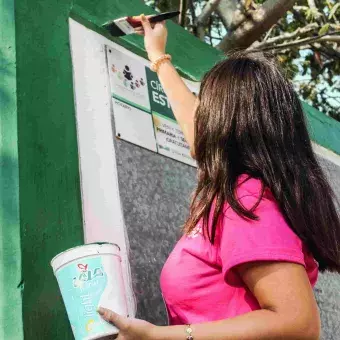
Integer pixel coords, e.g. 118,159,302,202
56,257,116,339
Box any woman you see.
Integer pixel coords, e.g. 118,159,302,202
98,15,340,339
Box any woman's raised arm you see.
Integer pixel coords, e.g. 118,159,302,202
139,15,197,153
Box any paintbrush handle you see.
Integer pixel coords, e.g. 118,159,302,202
126,11,180,28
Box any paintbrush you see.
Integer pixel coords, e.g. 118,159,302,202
102,11,180,37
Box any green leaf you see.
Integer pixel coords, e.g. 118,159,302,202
306,8,320,21
318,23,330,35
329,3,340,20
306,8,312,20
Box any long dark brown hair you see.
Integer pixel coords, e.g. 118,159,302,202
184,51,340,272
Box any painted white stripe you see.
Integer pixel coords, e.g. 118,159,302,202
69,18,137,317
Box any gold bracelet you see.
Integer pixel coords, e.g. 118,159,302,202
150,54,172,72
185,324,194,340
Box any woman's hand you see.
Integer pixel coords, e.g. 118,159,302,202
134,14,197,152
135,14,168,62
97,307,156,340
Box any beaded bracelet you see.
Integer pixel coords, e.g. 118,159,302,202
150,54,172,72
185,324,194,340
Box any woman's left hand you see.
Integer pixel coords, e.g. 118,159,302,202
97,307,156,340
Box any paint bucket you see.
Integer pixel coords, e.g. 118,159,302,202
51,243,128,340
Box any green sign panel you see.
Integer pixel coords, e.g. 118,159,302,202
146,68,176,121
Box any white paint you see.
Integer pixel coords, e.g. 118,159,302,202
312,142,340,167
69,18,137,317
113,17,135,35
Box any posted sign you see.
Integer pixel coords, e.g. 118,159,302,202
106,46,198,167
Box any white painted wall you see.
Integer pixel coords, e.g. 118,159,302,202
69,18,139,317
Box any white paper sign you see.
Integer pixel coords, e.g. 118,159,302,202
112,98,157,152
106,45,199,167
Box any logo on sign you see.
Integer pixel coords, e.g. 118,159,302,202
73,263,104,288
111,64,146,91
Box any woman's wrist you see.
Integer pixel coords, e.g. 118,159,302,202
147,324,192,340
148,51,166,63
150,54,171,72
147,324,162,340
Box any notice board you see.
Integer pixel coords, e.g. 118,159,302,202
106,46,199,167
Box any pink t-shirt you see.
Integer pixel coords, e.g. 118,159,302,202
160,175,318,325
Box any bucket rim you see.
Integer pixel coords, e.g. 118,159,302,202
50,242,120,268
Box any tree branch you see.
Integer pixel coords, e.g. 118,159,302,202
188,0,197,35
179,0,188,26
307,0,320,14
307,0,317,10
188,0,196,22
314,43,340,59
293,5,309,12
216,0,243,31
317,35,340,43
277,43,340,59
217,0,296,52
196,0,222,40
250,23,319,49
249,31,340,53
307,0,323,20
319,60,336,74
263,25,276,41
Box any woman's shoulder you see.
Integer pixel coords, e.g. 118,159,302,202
219,174,318,286
235,174,274,205
222,175,296,245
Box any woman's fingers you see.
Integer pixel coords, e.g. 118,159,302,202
132,14,153,20
134,22,165,36
140,14,152,33
154,21,166,32
134,27,145,36
97,307,128,331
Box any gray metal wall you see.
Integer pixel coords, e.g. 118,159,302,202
315,157,340,340
114,138,196,325
113,133,340,338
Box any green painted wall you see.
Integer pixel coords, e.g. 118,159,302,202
3,0,339,338
0,0,23,338
15,0,84,338
303,102,340,156
13,0,223,337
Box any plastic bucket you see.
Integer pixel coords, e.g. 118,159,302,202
51,243,128,340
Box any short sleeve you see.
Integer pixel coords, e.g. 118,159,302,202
218,193,306,285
